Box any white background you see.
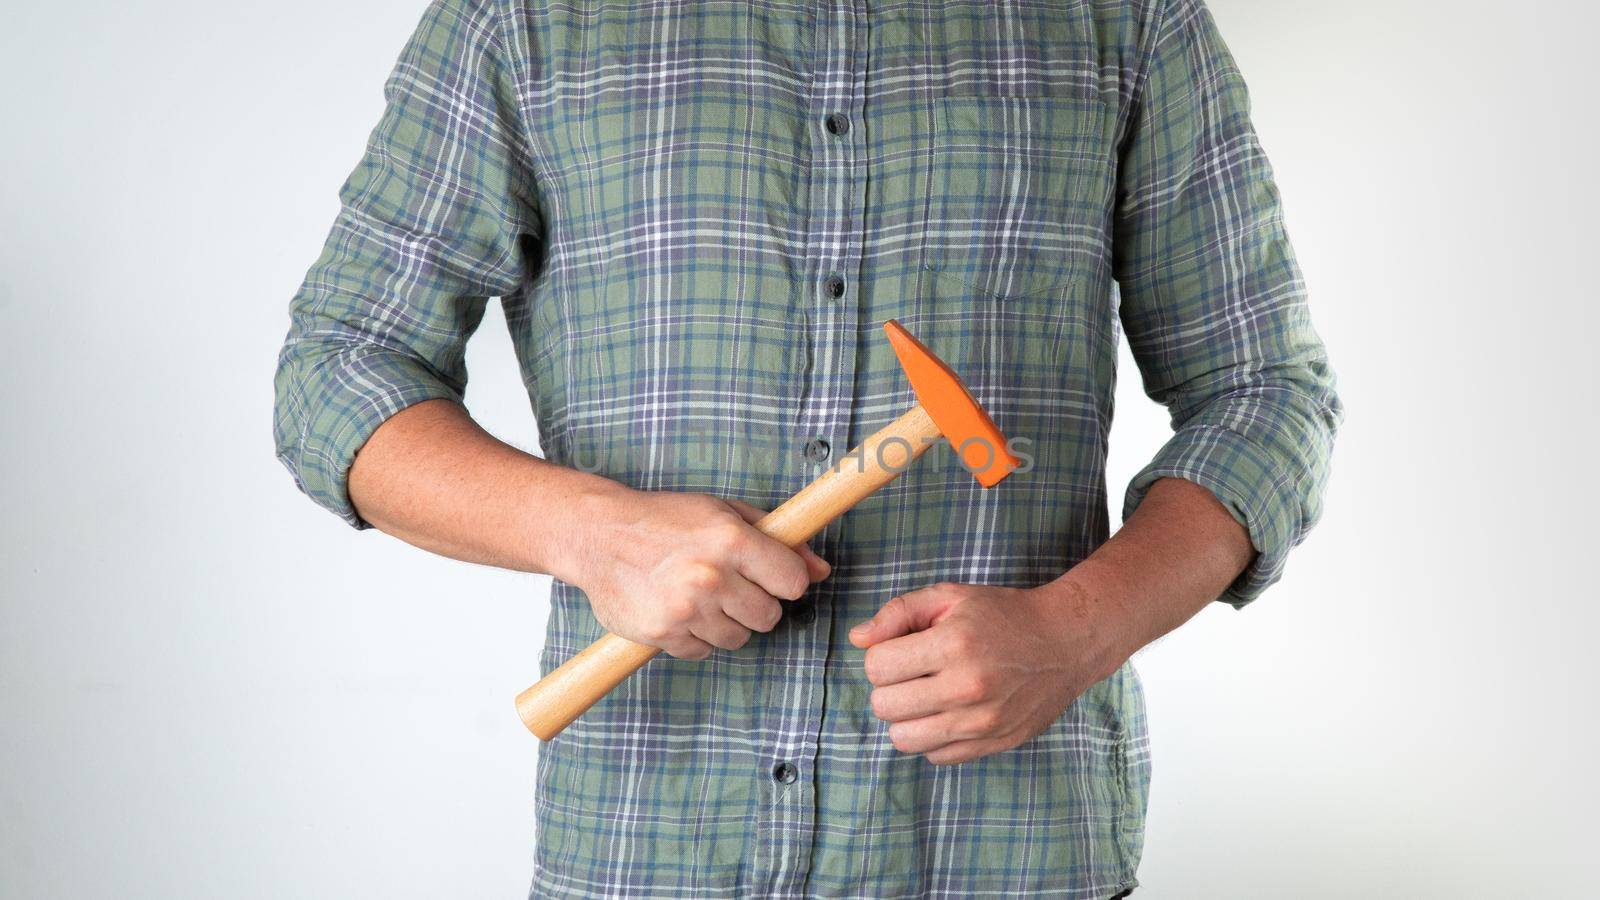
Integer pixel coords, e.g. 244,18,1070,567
2,1,1596,897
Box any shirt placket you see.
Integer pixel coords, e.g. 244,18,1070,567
751,0,869,896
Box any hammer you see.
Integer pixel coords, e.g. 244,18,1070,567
515,319,1022,739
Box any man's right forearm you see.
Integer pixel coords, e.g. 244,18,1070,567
347,398,617,582
348,398,824,658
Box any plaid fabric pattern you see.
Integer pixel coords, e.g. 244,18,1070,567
274,0,1340,896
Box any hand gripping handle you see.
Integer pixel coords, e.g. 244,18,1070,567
514,404,941,739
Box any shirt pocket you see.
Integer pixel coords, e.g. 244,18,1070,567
923,94,1113,301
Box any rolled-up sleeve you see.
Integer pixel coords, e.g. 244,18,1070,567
1115,0,1342,607
274,0,539,527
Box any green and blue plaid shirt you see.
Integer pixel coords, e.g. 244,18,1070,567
275,0,1339,896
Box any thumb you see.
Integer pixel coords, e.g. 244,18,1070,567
849,587,957,648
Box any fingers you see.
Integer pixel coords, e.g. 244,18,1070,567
725,499,828,594
678,565,767,650
719,578,785,633
725,497,831,582
644,560,762,656
657,633,717,661
863,629,944,686
636,496,835,660
870,674,965,723
795,542,832,582
690,611,753,653
886,713,966,755
850,586,960,648
887,709,1007,757
923,739,1006,767
734,536,812,601
657,593,771,657
724,498,768,525
859,587,974,685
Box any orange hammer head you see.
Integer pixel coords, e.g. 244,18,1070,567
883,319,1021,488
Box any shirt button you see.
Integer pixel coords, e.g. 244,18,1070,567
802,437,831,463
823,275,846,299
788,600,817,625
772,761,799,784
824,113,849,135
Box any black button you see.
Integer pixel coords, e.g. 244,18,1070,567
823,275,846,299
802,438,831,463
788,601,817,625
824,113,849,135
772,761,799,784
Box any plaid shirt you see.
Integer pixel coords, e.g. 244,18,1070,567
274,0,1339,896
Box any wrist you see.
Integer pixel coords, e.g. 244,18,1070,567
1036,566,1149,670
521,466,634,586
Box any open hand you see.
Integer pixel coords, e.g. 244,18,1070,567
849,580,1135,765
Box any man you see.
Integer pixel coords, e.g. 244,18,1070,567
275,0,1339,895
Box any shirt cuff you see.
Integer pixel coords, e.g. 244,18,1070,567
1121,423,1300,608
276,347,463,529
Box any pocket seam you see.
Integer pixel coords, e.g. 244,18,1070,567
940,93,1106,137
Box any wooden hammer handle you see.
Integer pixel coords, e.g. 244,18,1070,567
515,403,942,739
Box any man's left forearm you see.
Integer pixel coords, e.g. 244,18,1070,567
852,476,1255,764
1047,476,1257,665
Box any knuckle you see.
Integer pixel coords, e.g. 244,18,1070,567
970,707,1003,733
638,610,678,642
879,596,907,621
954,674,987,704
665,641,706,660
664,594,699,625
968,667,996,696
869,690,889,719
686,495,728,521
680,562,722,593
943,629,974,659
760,603,784,632
714,522,749,553
785,568,810,600
863,648,887,685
